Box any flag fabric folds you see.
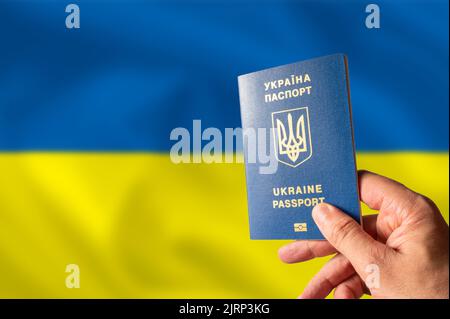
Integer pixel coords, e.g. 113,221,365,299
0,0,448,298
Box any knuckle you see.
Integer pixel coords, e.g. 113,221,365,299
403,189,419,207
410,193,436,215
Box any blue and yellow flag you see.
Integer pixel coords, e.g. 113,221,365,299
0,0,448,298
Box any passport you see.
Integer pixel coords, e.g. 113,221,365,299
237,54,361,240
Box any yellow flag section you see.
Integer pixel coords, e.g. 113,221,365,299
0,152,448,298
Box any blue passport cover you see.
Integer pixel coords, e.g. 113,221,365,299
238,54,361,240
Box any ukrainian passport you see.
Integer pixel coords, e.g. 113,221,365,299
237,54,361,240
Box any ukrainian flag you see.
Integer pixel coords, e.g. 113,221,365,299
0,0,448,298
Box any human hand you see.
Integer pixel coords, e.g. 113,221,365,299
278,170,449,299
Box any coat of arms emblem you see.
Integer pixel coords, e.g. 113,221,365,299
271,107,312,167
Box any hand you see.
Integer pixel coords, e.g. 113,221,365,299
278,170,449,299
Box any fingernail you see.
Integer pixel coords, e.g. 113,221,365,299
312,203,330,225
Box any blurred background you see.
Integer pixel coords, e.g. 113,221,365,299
0,0,448,298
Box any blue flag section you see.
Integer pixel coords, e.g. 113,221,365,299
0,0,448,151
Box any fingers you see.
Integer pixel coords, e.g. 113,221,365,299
358,170,438,242
358,170,433,217
278,240,336,263
312,203,387,275
358,170,411,211
333,274,365,299
279,215,378,263
300,254,355,299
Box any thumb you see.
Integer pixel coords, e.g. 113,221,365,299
313,203,386,276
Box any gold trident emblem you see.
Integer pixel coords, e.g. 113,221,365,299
276,112,307,163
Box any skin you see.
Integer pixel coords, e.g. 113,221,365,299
278,170,449,299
